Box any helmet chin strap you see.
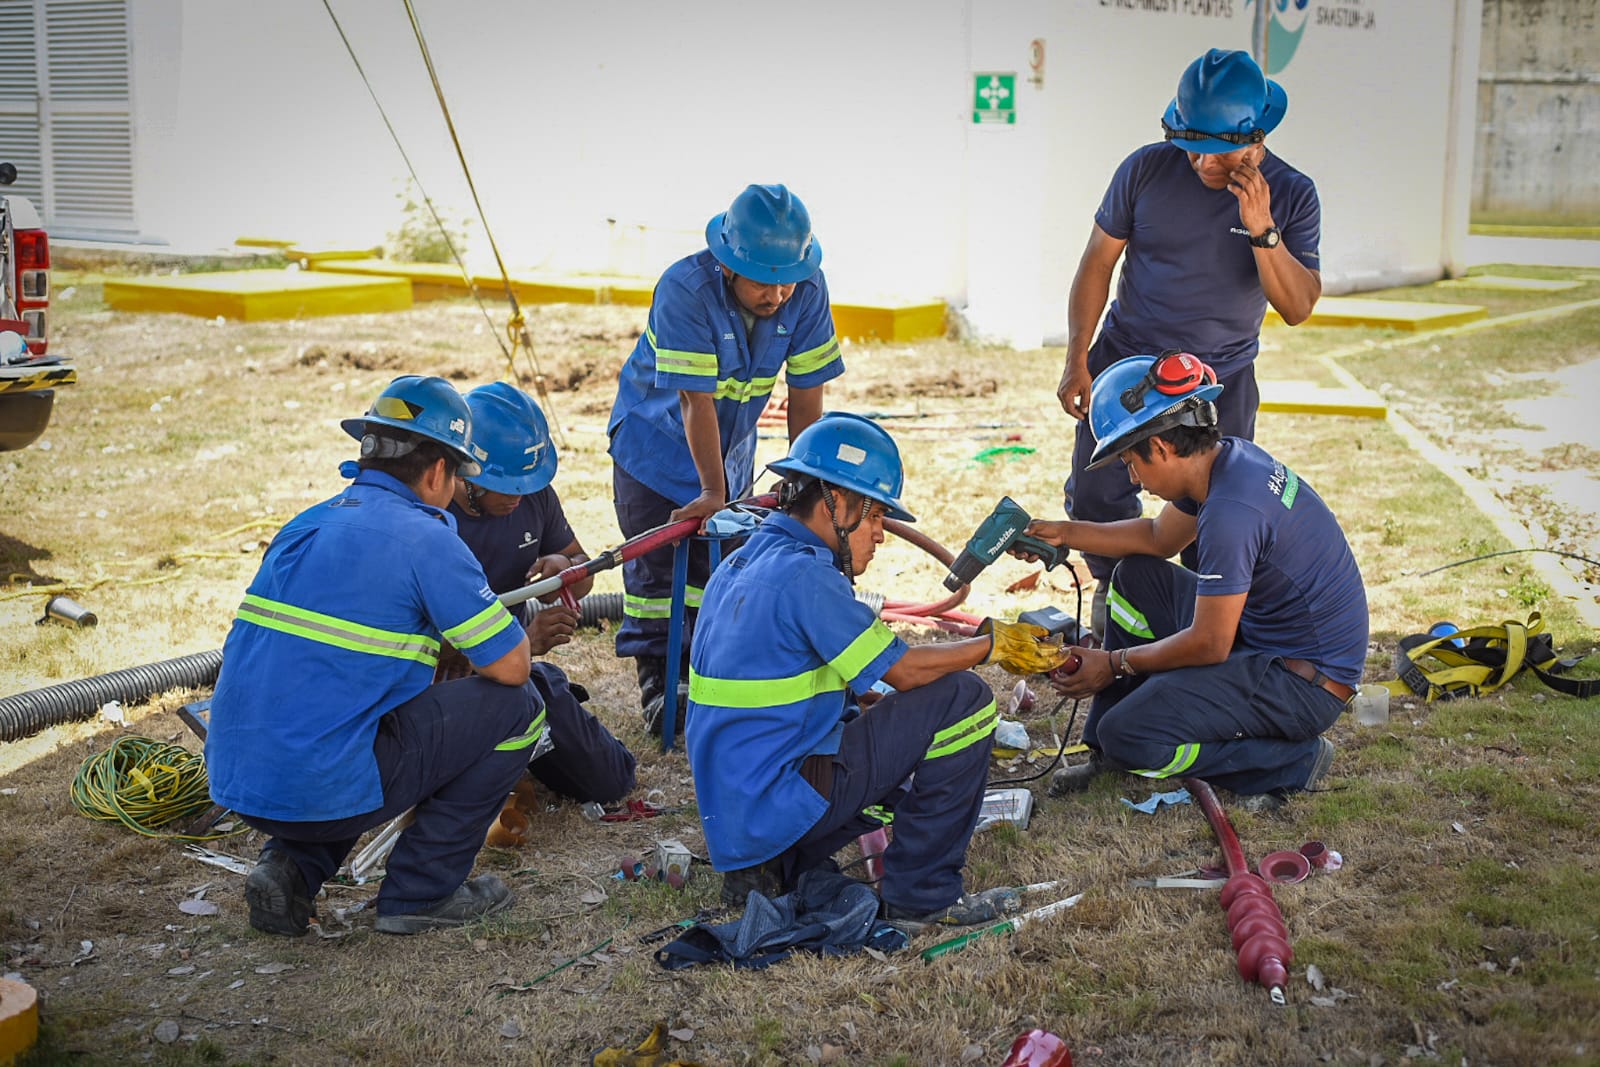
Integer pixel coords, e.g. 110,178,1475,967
819,483,869,584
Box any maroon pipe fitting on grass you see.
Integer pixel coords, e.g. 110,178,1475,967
1184,778,1293,1004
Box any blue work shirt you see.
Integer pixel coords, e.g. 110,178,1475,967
607,250,844,505
1096,142,1320,372
686,514,907,870
448,487,576,625
206,470,526,822
1175,439,1368,686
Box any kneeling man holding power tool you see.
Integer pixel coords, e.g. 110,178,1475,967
687,412,1069,928
1016,352,1367,811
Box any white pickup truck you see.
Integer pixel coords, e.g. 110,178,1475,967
1,161,74,451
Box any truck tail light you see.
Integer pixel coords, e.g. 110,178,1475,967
13,227,48,354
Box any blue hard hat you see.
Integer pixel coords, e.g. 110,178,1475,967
1162,48,1287,155
341,374,481,476
462,382,558,495
767,411,915,522
705,184,823,285
1087,354,1224,471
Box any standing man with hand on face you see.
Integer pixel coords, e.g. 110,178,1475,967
608,184,844,734
1056,48,1322,636
207,376,542,937
1020,354,1366,810
449,382,636,806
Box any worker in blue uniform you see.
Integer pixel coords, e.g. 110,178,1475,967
1018,354,1367,810
1054,48,1323,635
686,413,1070,929
449,382,636,804
207,376,543,937
608,184,843,734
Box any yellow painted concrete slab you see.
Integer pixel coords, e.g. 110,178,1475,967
105,270,413,321
833,301,946,342
1266,296,1486,331
1435,274,1582,292
286,246,382,264
1259,379,1387,419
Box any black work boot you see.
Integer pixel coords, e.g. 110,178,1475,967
1048,750,1110,797
719,859,788,907
883,886,1022,932
373,875,514,935
637,654,691,737
245,849,317,937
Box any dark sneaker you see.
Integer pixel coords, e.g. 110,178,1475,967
883,887,1021,932
244,850,316,937
373,875,514,935
719,859,787,907
1048,751,1109,797
1236,737,1337,814
642,682,692,737
635,655,667,712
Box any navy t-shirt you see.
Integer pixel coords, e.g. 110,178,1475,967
1175,439,1367,686
449,487,576,621
1095,142,1321,371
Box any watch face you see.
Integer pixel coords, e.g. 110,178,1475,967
1265,229,1280,247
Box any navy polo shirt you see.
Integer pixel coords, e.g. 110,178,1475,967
686,514,907,870
1176,439,1368,686
206,470,525,821
607,250,844,505
1095,142,1320,371
449,487,575,621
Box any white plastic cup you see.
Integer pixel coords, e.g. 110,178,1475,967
1353,684,1390,726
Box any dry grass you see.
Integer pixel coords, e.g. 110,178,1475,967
2,270,1599,1066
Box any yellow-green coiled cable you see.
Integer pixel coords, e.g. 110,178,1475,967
70,735,245,841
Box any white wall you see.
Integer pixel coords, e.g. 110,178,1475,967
122,0,1477,347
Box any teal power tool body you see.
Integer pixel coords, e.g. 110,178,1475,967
944,496,1069,592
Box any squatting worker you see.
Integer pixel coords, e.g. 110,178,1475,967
448,382,636,806
207,376,543,937
1018,353,1366,810
607,184,843,735
1055,48,1322,635
687,413,1070,929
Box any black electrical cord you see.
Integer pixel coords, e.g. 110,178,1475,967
1416,547,1600,578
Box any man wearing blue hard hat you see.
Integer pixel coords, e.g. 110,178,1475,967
207,376,544,937
1018,354,1366,810
687,413,1069,928
1055,48,1323,637
608,184,844,735
448,382,636,806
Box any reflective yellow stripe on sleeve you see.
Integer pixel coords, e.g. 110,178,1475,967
649,327,718,379
236,594,441,665
786,335,841,377
443,600,518,652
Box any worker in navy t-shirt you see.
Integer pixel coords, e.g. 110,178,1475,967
449,383,636,804
1020,354,1366,811
1054,49,1323,636
607,184,844,735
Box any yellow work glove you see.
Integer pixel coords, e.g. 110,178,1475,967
978,618,1070,676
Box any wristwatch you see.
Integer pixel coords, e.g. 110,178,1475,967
1250,226,1281,249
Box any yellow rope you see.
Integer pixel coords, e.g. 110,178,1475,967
70,736,245,841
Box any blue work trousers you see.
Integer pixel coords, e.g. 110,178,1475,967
612,465,744,661
239,675,539,915
1083,555,1345,796
527,662,636,803
1063,336,1260,582
780,672,997,916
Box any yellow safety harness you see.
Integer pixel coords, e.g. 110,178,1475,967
1387,612,1599,702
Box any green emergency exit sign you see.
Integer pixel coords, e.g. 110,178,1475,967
973,73,1016,125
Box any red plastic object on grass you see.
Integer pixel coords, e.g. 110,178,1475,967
1000,1029,1072,1067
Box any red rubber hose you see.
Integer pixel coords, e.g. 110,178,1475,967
1184,777,1293,1004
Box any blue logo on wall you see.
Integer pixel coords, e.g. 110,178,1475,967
1245,0,1311,74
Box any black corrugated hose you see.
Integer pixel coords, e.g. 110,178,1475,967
0,593,628,744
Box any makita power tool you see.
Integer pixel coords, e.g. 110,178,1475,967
944,496,1069,592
